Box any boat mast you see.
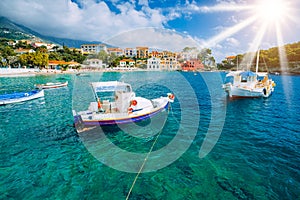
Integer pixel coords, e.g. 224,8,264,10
255,49,260,74
236,56,238,71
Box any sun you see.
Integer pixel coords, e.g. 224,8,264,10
255,0,289,23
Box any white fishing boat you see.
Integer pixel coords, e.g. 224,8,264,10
35,81,68,89
222,50,276,98
73,81,175,127
0,90,44,105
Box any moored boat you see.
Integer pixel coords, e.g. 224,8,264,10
35,81,68,89
73,81,175,130
0,90,44,105
222,50,276,98
76,73,90,77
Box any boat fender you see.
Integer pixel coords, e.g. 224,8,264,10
131,100,137,106
168,93,175,100
24,93,29,96
128,107,133,114
263,88,267,95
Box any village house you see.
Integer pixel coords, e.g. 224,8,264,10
117,59,135,69
107,48,124,56
181,59,204,71
147,57,161,70
124,48,135,57
14,48,35,54
48,60,80,70
82,58,106,69
136,47,149,59
160,56,180,71
80,44,107,54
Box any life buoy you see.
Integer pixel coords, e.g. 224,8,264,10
131,99,137,106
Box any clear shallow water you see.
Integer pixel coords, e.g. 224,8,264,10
0,72,299,199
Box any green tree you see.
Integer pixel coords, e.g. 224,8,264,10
48,52,62,61
18,52,48,68
36,46,48,53
1,46,15,58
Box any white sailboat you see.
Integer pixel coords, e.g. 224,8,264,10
222,50,276,98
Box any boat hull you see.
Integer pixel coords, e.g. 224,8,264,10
35,81,68,89
225,84,273,99
0,90,44,105
73,99,170,129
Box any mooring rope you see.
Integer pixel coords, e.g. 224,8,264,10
125,128,163,200
169,103,181,125
125,104,174,200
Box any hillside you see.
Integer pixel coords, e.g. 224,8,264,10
218,41,300,74
0,16,101,48
0,16,35,40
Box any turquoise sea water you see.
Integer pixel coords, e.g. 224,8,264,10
0,72,299,199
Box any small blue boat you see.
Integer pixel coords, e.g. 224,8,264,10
0,90,44,105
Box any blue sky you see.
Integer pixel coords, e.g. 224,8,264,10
0,0,299,62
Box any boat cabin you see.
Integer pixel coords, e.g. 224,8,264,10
90,81,136,113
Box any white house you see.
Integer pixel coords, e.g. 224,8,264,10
119,59,135,67
147,57,161,70
83,59,106,69
81,44,107,54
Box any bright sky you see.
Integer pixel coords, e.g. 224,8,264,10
0,0,299,62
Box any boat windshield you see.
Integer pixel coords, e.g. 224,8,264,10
94,85,131,92
96,91,115,102
92,82,132,93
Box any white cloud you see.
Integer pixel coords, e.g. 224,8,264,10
105,27,200,52
0,0,166,41
226,37,240,47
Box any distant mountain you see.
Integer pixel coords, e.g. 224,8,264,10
0,16,102,48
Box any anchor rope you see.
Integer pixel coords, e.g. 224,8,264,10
125,128,163,200
169,102,181,125
125,103,174,200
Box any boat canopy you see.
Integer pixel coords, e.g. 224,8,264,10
256,72,268,77
91,81,132,93
226,71,268,78
226,71,243,77
240,71,256,77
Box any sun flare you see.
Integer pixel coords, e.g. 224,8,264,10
256,0,288,23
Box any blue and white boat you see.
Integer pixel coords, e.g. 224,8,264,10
222,50,276,98
0,90,44,105
73,81,174,128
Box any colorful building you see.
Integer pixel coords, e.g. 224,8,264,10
136,47,149,59
160,56,180,71
107,48,124,56
181,59,204,71
48,60,80,69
